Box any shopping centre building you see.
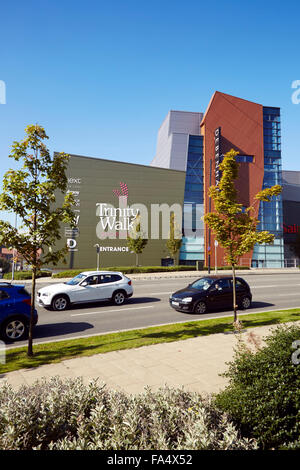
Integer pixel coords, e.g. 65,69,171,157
54,91,300,269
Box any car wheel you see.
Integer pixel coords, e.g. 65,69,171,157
1,318,28,342
112,291,126,306
193,301,207,314
51,295,69,311
241,296,251,310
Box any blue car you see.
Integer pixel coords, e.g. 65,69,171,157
0,282,38,342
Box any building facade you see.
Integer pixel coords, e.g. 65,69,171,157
282,170,300,264
52,91,297,270
152,92,285,268
54,155,186,269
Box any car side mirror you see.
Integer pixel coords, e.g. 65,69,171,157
81,281,88,287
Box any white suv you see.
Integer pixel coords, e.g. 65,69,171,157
37,271,133,311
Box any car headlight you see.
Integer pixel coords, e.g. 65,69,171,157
181,297,193,303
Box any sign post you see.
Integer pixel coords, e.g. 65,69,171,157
214,240,218,274
207,246,211,274
94,244,100,271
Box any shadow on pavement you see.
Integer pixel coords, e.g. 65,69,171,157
66,296,161,311
32,321,94,340
250,301,275,309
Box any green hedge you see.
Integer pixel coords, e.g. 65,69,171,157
52,265,249,278
215,324,300,450
3,271,52,280
0,257,10,274
52,266,196,278
203,266,250,271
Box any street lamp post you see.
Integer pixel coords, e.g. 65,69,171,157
214,239,218,274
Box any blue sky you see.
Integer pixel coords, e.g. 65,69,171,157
1,0,300,223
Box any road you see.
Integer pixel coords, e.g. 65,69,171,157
7,272,300,348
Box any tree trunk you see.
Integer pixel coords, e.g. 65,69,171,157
27,266,36,357
232,264,238,324
136,252,138,266
28,158,38,357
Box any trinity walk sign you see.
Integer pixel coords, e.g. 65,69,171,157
65,180,189,253
95,181,183,241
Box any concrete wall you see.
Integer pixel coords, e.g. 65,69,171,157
151,110,203,171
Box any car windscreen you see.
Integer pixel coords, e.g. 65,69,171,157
65,274,87,285
189,278,215,291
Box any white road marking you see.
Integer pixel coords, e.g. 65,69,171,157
134,286,300,295
142,292,172,295
276,293,300,296
134,284,300,292
70,305,154,317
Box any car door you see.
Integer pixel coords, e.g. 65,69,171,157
207,279,232,309
97,274,117,299
71,275,101,303
75,275,115,302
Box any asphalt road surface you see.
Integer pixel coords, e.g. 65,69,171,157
7,272,300,348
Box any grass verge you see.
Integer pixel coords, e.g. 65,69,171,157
1,308,300,374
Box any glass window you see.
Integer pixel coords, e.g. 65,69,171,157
190,278,214,290
213,279,230,289
66,273,87,285
0,290,9,300
86,275,99,285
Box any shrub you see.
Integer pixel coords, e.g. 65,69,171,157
3,270,52,280
52,265,249,278
0,378,257,450
52,266,197,278
215,324,300,449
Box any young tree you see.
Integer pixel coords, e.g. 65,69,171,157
127,215,148,266
203,149,282,324
166,212,182,265
0,125,75,356
0,257,10,275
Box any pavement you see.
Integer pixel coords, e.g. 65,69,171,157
1,321,298,395
1,268,299,395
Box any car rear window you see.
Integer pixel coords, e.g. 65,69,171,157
230,279,247,289
18,288,31,296
100,274,121,283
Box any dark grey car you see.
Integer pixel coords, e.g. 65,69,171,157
169,275,252,314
